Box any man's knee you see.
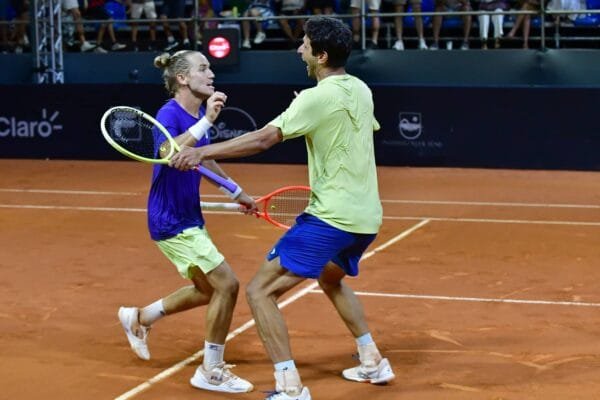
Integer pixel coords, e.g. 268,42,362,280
318,278,341,294
206,263,240,296
218,274,240,296
245,279,264,307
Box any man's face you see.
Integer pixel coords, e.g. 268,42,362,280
298,35,318,79
182,53,215,99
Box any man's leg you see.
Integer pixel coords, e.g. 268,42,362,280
318,262,395,385
246,257,305,362
118,264,213,360
200,261,239,345
431,4,444,48
351,6,361,44
317,262,369,337
188,261,254,393
412,2,427,48
370,9,380,46
393,4,405,45
246,257,310,397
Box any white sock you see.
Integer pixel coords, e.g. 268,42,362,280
274,367,302,395
167,36,175,43
358,342,381,367
140,299,165,326
203,341,224,370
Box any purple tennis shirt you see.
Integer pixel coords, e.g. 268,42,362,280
147,99,210,241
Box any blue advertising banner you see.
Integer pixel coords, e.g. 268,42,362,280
372,86,600,170
0,84,598,170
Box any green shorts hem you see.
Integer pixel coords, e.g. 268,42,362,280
156,227,225,279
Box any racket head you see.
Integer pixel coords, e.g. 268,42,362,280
256,186,311,229
100,106,180,164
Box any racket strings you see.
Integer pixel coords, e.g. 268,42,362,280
264,189,310,227
103,109,161,160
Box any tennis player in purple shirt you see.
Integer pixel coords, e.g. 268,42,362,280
117,50,257,395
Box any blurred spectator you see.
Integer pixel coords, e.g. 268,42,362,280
430,0,471,49
0,0,8,52
241,0,275,48
547,0,585,24
62,0,96,51
160,0,190,51
83,0,127,52
306,0,335,13
505,0,539,48
277,0,305,49
478,0,508,48
190,0,218,46
391,0,428,50
351,0,381,48
128,0,158,51
9,0,29,53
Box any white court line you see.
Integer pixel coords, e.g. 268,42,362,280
383,199,600,209
1,204,598,226
1,188,599,210
0,188,141,195
113,219,430,400
384,215,600,227
0,188,227,199
309,290,600,308
0,204,147,212
0,204,249,216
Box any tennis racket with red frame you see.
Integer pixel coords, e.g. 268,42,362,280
200,185,311,229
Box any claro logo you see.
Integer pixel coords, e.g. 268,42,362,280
0,109,63,138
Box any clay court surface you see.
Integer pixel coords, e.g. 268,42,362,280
1,159,599,400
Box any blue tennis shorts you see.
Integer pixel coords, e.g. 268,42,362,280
266,213,377,279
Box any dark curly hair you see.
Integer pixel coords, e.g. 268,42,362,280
304,16,352,68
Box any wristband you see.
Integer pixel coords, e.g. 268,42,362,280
218,178,243,200
188,116,212,141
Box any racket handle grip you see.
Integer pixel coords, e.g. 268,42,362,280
196,165,238,193
200,201,242,211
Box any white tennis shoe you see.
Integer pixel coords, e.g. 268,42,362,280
342,357,395,384
190,362,254,393
265,387,311,400
254,31,266,44
118,307,151,360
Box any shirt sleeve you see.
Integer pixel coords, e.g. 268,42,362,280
373,116,380,132
156,107,181,138
268,89,322,141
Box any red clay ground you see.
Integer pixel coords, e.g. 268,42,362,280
1,160,599,399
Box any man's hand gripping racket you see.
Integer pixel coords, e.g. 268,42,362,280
201,186,311,230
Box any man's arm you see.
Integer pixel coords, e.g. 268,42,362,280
169,124,283,170
200,160,257,213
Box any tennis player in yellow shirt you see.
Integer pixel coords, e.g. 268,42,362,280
170,15,395,400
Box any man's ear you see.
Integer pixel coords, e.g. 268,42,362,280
176,73,187,85
317,51,329,65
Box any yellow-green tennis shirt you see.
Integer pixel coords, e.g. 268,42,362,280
269,74,383,234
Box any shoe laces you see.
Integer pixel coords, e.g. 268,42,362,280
209,362,238,381
134,324,150,340
134,310,151,340
263,390,279,399
351,352,378,375
263,390,293,399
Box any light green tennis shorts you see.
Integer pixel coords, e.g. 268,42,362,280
155,227,225,279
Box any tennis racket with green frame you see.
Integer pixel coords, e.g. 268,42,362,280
100,105,237,193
